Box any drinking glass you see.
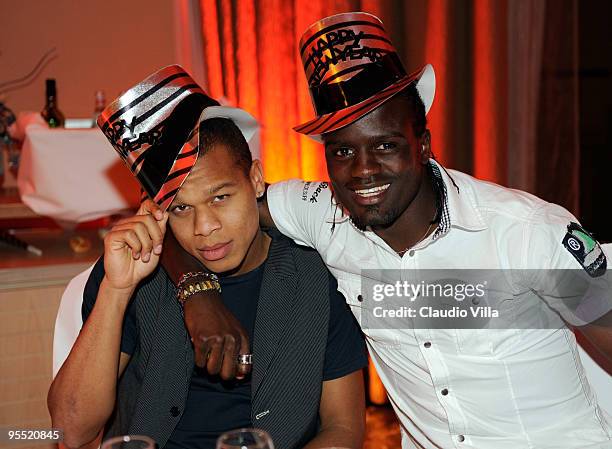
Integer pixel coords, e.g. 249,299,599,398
101,434,156,449
216,428,274,449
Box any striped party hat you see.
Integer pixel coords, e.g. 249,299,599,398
97,65,259,211
294,12,435,140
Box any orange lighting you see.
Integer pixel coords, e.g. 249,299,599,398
473,0,507,184
200,0,224,99
425,0,451,166
368,359,388,405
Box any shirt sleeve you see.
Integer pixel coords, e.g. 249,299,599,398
524,203,611,326
322,272,368,381
82,256,138,355
267,179,337,249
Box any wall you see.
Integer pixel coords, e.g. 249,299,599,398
0,2,178,444
0,285,63,449
0,0,178,118
0,262,93,449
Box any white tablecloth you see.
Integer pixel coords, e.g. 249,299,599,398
17,113,140,222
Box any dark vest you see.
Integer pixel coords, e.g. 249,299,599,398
105,231,331,449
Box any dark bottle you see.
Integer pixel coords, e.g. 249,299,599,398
41,79,65,128
91,90,106,127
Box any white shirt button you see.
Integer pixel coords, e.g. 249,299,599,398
441,388,449,396
408,250,415,257
457,435,465,442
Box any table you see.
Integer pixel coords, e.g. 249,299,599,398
16,113,140,223
0,227,103,449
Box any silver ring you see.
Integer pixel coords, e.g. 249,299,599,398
237,354,253,365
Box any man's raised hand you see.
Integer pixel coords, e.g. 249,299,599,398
103,203,168,292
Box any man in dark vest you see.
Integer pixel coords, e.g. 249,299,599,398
48,66,367,449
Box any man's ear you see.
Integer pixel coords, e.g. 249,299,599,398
420,130,432,164
250,159,265,198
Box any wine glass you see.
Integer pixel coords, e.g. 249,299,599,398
101,434,156,449
216,428,274,449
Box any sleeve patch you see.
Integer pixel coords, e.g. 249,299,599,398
562,222,607,277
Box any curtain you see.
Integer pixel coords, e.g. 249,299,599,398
174,0,580,215
506,0,546,195
534,0,580,214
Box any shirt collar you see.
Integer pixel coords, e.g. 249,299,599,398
430,159,487,233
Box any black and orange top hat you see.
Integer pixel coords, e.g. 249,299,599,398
97,65,259,211
294,12,435,140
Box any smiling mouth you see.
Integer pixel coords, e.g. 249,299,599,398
353,184,391,198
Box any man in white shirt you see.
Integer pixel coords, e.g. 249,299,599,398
165,12,612,449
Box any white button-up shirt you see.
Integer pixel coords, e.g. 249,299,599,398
267,161,612,448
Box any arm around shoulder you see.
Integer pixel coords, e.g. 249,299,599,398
265,179,333,248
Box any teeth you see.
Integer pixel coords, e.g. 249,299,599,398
354,184,390,197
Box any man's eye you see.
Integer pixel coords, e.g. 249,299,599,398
375,142,396,150
212,194,229,203
170,204,190,214
334,147,354,158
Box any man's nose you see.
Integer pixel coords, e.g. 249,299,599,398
194,209,222,236
351,150,381,179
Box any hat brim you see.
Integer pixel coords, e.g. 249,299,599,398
294,64,435,142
